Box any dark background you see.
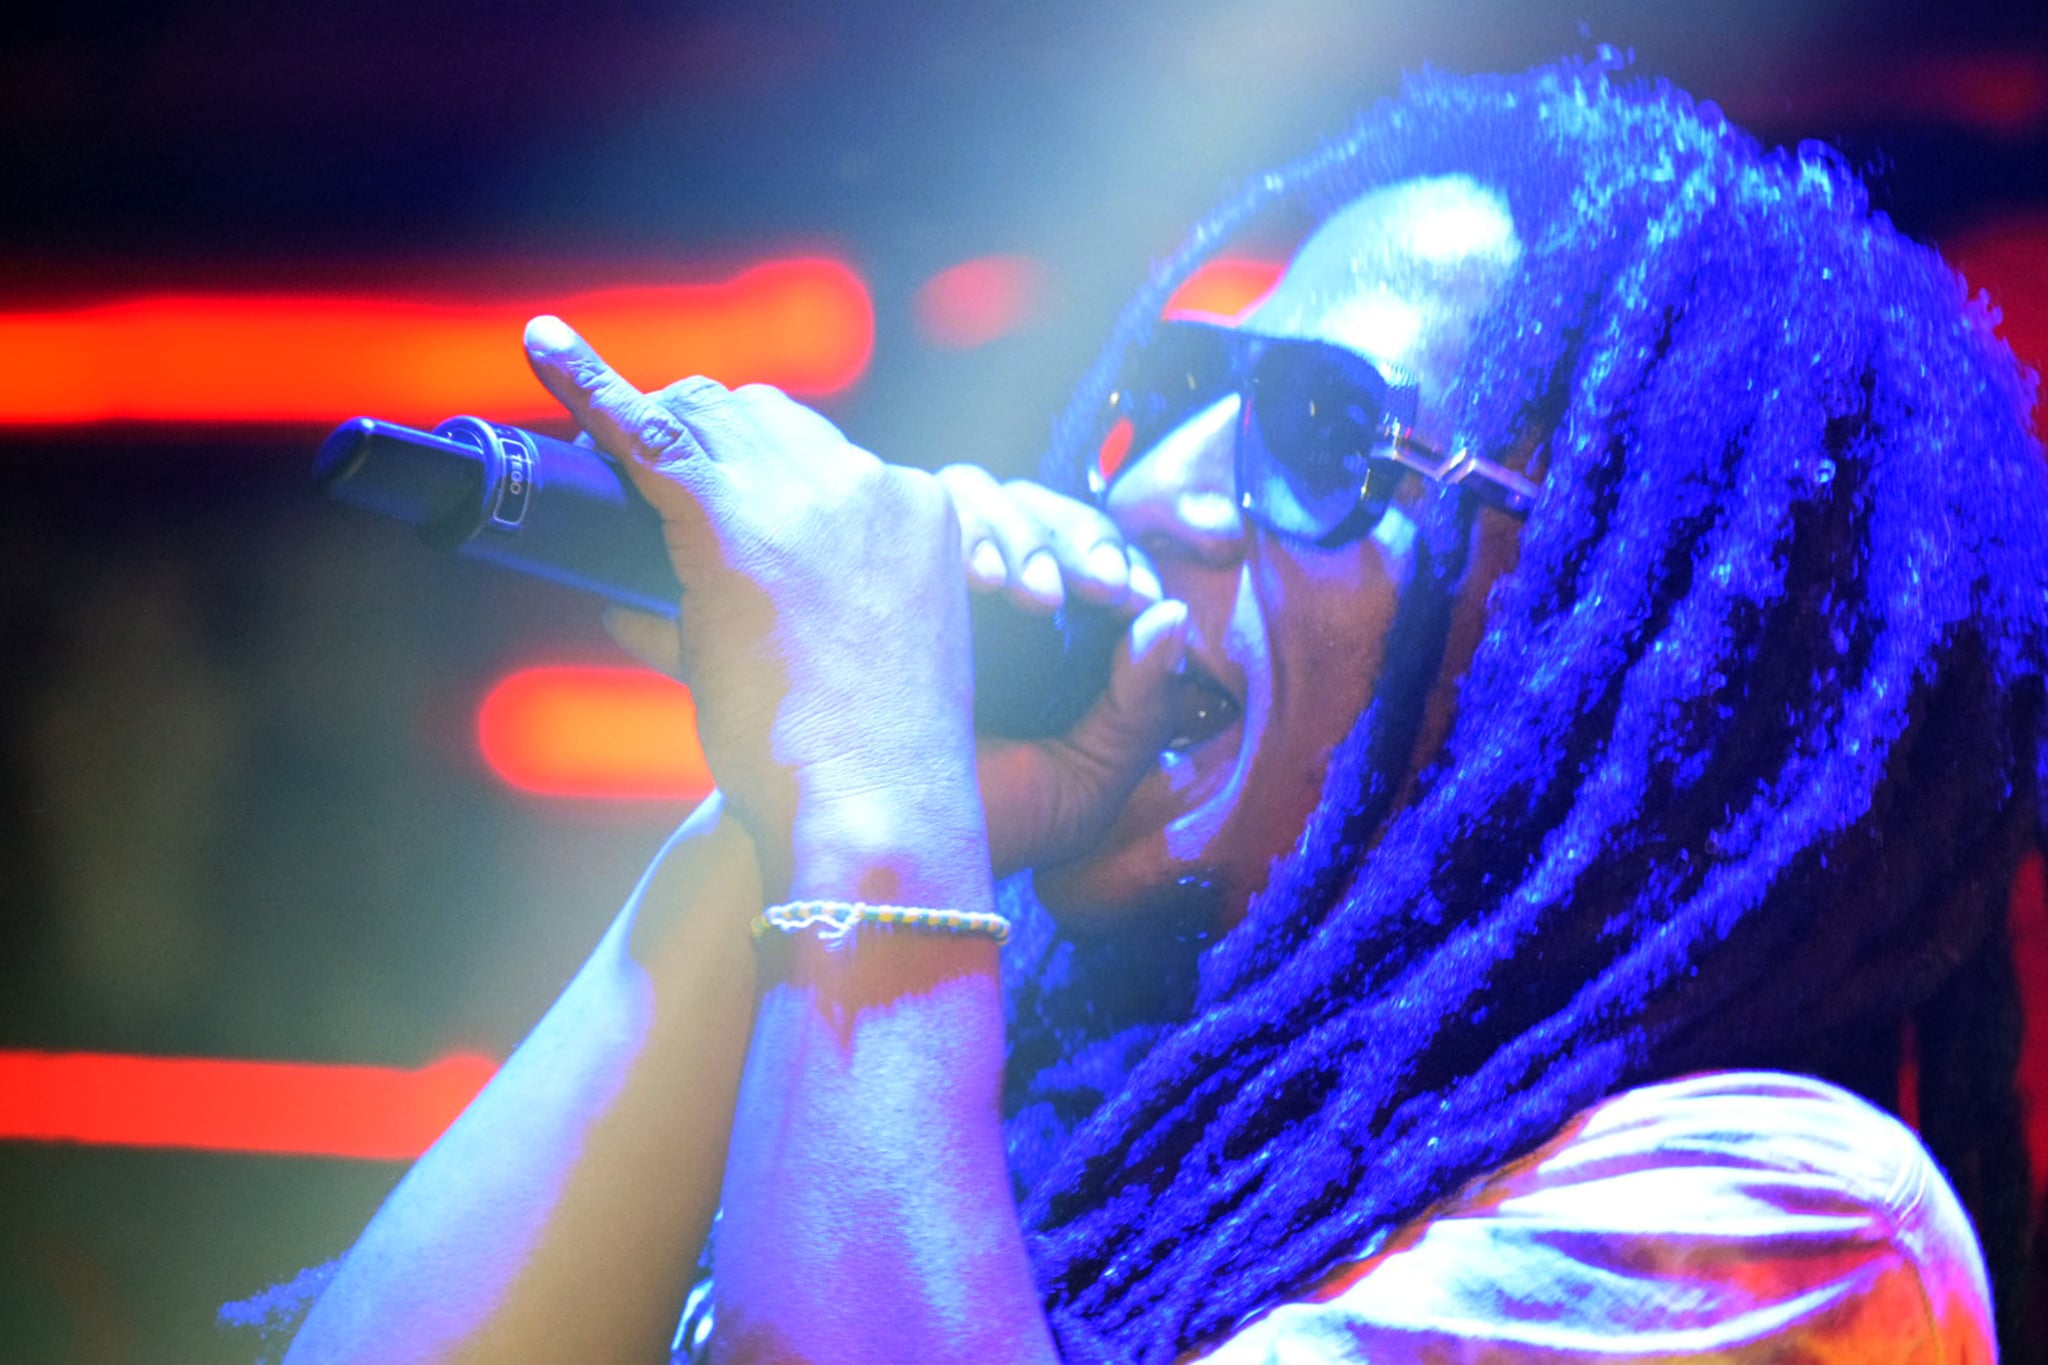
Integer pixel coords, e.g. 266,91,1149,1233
3,3,2045,1360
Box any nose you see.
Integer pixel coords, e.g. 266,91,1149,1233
1104,393,1246,567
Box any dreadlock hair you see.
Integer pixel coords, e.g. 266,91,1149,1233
1011,57,2048,1363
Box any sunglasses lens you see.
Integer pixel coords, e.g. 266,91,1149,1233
1241,346,1384,541
1097,327,1238,491
1096,324,1412,547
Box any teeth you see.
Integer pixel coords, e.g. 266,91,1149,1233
1161,669,1241,752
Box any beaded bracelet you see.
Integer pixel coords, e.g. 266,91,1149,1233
751,900,1012,951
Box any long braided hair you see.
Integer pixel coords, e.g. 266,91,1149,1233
1010,59,2048,1362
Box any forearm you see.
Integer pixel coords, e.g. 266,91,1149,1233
287,793,763,1365
505,326,1062,1359
710,796,1060,1365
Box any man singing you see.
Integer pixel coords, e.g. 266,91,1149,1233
277,60,2037,1363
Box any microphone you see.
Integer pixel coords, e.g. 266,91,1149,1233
312,415,1119,739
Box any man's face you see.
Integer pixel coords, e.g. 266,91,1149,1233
1034,175,1522,931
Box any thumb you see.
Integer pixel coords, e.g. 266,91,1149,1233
978,599,1189,877
603,605,688,679
1063,599,1191,776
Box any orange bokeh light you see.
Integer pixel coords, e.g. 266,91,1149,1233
478,665,712,801
914,254,1046,349
1162,257,1284,323
0,257,872,427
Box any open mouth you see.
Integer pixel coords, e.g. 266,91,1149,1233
1161,658,1243,753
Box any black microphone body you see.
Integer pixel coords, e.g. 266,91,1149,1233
313,415,1119,739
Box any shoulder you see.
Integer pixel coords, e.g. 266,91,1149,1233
1522,1071,1966,1235
1528,1071,1992,1345
1195,1071,1993,1364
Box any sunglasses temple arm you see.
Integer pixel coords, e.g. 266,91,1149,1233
1451,451,1541,518
1380,435,1540,520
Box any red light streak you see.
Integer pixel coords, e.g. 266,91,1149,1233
1947,212,2048,431
1900,53,2048,136
0,257,872,427
1163,257,1284,323
1097,416,1135,486
0,1050,496,1159
478,665,712,800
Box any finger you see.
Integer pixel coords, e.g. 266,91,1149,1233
1124,542,1165,610
933,464,1008,589
1066,599,1190,769
936,463,1063,610
524,316,704,475
976,599,1189,877
603,606,688,678
1002,480,1145,609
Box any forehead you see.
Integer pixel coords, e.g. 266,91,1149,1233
1244,175,1520,389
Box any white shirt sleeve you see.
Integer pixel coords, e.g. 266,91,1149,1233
1193,1071,1994,1364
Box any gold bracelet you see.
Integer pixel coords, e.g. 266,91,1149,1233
751,900,1012,950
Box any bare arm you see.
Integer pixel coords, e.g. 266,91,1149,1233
286,791,761,1365
510,319,1191,1363
700,765,1059,1364
716,928,1058,1364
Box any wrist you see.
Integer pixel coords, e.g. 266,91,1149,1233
784,783,995,915
778,920,1003,1019
621,790,765,963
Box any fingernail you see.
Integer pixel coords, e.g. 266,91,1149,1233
1128,557,1164,605
524,314,580,355
1085,542,1129,591
969,539,1006,586
1019,551,1063,603
1129,600,1189,666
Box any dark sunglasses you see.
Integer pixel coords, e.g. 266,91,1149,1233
1090,321,1538,547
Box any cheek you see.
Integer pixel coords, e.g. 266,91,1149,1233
1260,514,1412,690
1251,525,1410,784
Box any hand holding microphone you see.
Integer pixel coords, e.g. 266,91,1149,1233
315,317,1189,881
317,427,1123,742
519,316,1001,899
